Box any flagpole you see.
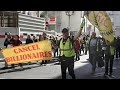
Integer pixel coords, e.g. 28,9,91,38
94,26,95,32
84,18,85,32
93,11,99,33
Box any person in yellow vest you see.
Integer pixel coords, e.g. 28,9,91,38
57,28,83,79
104,40,115,77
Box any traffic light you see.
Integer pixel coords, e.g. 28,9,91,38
45,22,48,27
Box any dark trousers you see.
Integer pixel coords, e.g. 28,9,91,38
11,63,22,68
5,61,8,67
75,50,80,60
89,54,97,71
105,55,114,75
80,48,84,54
60,56,76,79
41,60,47,64
85,46,88,55
54,49,58,57
102,50,105,60
116,48,120,58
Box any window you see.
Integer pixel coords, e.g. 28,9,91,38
0,11,18,27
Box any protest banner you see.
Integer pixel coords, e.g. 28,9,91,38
1,40,52,64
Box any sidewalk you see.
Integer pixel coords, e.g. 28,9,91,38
111,58,120,79
0,54,120,79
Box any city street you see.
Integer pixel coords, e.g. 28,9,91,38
0,11,120,79
0,54,119,79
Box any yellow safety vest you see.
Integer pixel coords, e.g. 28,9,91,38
110,46,115,55
60,38,75,57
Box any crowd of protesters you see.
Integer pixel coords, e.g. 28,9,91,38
0,29,118,79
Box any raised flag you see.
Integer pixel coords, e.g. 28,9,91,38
84,11,114,42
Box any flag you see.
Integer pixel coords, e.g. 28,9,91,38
84,11,114,42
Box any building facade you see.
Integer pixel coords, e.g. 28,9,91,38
0,11,46,45
40,11,83,35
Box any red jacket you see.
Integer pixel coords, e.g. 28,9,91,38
74,39,80,51
10,40,22,47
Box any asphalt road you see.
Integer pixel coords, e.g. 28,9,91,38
0,54,118,79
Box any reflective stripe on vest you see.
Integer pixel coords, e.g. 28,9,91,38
60,48,73,51
96,41,99,52
110,46,115,55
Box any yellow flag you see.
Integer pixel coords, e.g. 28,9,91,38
84,11,114,42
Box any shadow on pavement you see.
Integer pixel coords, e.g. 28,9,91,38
80,60,89,63
53,60,106,79
0,64,42,74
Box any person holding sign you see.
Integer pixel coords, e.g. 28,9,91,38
56,24,84,79
10,35,23,71
26,35,33,65
40,32,48,66
2,33,14,69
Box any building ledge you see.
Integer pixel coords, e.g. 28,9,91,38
40,11,47,17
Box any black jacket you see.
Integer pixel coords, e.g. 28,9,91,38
26,39,33,44
4,38,14,48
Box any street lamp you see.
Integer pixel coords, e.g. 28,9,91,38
65,11,74,30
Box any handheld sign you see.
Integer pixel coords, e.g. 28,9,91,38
1,40,52,65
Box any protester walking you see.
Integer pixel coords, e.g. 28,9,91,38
104,40,115,77
26,35,33,44
88,32,102,74
40,32,48,66
2,33,14,69
10,35,23,71
115,36,120,59
26,35,33,65
74,37,80,61
55,27,83,79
